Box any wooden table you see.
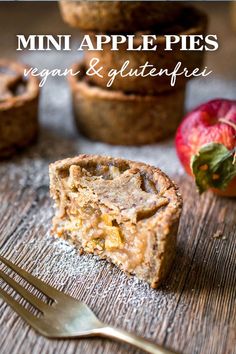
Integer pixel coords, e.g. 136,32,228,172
0,2,235,354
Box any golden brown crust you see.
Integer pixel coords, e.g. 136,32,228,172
59,1,183,33
50,154,183,288
68,62,185,145
0,59,39,158
84,6,208,94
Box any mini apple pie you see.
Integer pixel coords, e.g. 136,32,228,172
0,59,39,158
68,62,185,145
85,6,208,94
59,1,183,33
50,155,182,288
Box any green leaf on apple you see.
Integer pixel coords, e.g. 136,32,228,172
191,143,236,194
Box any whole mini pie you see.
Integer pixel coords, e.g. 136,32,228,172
50,155,182,288
0,59,39,158
59,1,183,33
68,62,185,145
85,6,208,94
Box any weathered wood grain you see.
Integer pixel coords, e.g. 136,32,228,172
0,2,235,354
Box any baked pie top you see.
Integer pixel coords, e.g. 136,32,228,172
67,164,170,223
51,154,182,229
0,60,39,109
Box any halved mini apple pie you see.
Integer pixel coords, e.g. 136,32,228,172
49,155,182,288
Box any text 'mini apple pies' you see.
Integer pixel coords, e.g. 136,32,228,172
50,155,182,288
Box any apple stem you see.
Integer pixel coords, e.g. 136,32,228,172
218,117,236,131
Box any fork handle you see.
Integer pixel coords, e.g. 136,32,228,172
97,326,179,354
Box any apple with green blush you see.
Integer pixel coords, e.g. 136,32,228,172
175,99,236,197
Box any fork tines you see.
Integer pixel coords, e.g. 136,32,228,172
0,255,65,319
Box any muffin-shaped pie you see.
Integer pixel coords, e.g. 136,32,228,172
84,6,208,94
0,59,39,158
68,62,186,145
50,155,182,288
59,1,183,33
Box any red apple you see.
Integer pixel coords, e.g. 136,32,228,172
175,99,236,197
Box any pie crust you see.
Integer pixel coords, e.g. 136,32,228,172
0,59,39,158
84,6,208,94
68,62,186,145
50,154,183,288
59,1,183,33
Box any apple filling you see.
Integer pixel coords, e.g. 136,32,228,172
52,162,170,274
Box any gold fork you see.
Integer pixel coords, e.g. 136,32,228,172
0,255,178,354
